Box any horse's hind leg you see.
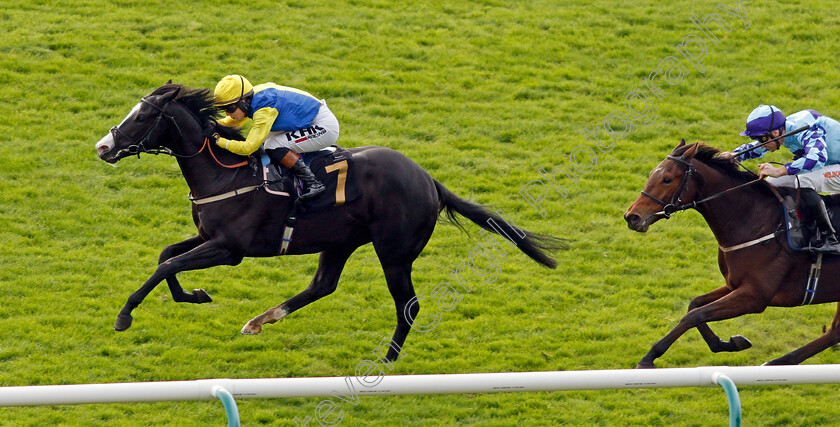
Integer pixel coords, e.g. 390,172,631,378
691,286,753,353
159,235,213,304
241,244,358,335
370,217,434,362
380,262,416,362
764,301,840,365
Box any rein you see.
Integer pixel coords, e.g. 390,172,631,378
652,177,768,218
642,155,784,218
188,137,249,169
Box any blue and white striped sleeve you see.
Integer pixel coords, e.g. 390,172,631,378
733,141,768,162
786,126,827,175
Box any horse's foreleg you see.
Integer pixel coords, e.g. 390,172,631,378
690,286,753,353
637,288,766,368
241,244,357,335
764,301,840,365
115,240,242,331
159,236,213,304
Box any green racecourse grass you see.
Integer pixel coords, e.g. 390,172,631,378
3,0,840,425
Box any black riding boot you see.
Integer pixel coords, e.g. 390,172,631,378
801,188,840,253
290,158,326,200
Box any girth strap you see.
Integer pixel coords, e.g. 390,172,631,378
278,204,300,255
803,253,822,305
189,185,261,205
718,231,784,253
279,221,295,255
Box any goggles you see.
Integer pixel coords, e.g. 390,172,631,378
753,134,772,143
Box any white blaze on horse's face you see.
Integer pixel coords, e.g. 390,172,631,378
650,164,664,178
95,102,142,160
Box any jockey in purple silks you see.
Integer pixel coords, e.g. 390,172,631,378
719,105,840,252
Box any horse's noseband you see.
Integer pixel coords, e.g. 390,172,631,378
641,155,702,219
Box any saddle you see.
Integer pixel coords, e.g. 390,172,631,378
260,145,360,215
782,193,840,254
781,193,840,305
258,146,360,255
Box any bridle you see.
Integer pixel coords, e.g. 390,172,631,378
641,154,776,219
109,95,247,168
109,96,186,159
641,155,703,219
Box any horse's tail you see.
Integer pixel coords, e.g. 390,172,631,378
433,180,567,269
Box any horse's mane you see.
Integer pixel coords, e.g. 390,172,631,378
151,83,245,141
672,141,795,199
671,142,759,182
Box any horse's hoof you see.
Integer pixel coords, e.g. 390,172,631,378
240,323,262,335
730,335,753,351
636,361,656,369
193,289,213,304
114,314,133,331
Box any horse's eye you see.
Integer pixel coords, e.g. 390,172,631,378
663,177,673,184
137,115,145,122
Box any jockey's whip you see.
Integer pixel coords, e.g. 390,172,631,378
733,125,811,156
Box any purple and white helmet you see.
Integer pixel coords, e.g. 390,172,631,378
740,105,786,137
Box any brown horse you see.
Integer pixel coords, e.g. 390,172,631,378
94,83,566,361
624,140,840,368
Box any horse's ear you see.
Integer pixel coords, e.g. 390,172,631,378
165,79,173,85
677,138,686,148
682,142,701,160
160,86,181,102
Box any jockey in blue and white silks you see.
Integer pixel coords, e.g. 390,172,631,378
733,107,840,179
721,105,840,252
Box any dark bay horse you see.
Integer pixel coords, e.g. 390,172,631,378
95,83,565,361
624,140,840,368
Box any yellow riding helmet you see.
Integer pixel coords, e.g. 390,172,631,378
213,75,254,106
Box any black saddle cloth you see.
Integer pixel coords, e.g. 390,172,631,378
262,146,361,215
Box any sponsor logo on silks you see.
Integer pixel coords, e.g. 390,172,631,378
286,125,326,143
824,170,840,179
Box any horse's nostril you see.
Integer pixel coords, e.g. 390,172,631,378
625,213,640,224
96,144,113,158
95,134,115,158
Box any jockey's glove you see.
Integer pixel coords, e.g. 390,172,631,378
203,122,217,140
